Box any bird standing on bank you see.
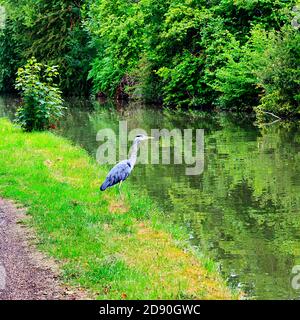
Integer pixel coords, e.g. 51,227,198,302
100,134,153,191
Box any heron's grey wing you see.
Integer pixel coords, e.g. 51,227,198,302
100,161,131,191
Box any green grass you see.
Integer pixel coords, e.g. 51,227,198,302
0,118,233,299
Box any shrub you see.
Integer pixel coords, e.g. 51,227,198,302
215,24,300,116
15,57,64,131
214,27,271,110
256,27,300,117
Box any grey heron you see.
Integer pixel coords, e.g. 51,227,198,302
100,134,153,191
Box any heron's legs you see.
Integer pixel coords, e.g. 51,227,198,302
118,180,123,193
116,180,125,200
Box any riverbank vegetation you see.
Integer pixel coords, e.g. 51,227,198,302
0,118,233,299
0,1,299,117
15,57,64,131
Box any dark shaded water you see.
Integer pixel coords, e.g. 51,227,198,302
1,96,300,299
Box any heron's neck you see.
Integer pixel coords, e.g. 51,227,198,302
128,141,140,168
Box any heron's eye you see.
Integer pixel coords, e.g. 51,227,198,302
136,134,142,138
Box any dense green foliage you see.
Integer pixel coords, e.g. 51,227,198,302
86,0,299,115
15,57,64,131
0,0,94,95
0,1,299,116
216,25,300,116
256,27,300,116
0,17,21,92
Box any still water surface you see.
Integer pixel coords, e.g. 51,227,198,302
1,96,300,299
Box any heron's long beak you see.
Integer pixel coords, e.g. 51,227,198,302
147,136,154,140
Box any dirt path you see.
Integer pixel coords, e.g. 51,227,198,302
0,198,87,300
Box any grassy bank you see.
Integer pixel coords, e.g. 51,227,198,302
0,118,233,299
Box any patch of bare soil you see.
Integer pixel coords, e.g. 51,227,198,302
0,198,89,300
